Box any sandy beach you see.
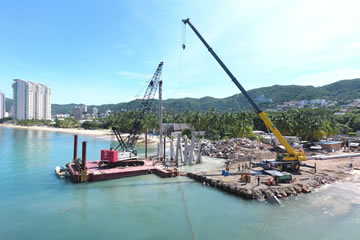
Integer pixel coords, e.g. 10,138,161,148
0,123,160,144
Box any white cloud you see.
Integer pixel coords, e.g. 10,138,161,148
116,71,152,79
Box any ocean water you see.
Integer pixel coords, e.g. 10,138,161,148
1,127,360,240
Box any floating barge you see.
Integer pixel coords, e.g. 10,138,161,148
66,135,178,183
68,160,178,183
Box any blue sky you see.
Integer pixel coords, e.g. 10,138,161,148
0,0,359,104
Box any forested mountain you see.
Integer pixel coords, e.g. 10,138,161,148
5,78,360,114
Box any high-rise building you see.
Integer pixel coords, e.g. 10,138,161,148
12,79,27,120
35,84,51,120
0,91,5,119
12,79,51,120
25,81,36,120
92,107,98,116
73,105,87,120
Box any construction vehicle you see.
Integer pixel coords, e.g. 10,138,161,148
182,18,306,171
107,62,163,167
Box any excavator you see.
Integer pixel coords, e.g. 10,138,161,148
182,18,306,171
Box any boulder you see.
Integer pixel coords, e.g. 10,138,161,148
279,190,287,198
302,184,311,193
244,189,253,199
229,185,236,193
261,189,274,199
252,189,265,201
285,188,294,196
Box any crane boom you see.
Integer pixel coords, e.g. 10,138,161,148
113,62,163,154
182,18,306,165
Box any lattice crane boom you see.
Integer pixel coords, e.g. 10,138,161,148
112,62,163,154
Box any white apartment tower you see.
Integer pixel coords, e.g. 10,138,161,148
12,79,51,120
0,91,5,119
12,79,27,120
35,84,51,120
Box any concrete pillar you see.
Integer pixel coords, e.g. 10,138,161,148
183,135,188,165
163,136,166,162
196,139,203,164
145,130,148,159
157,143,160,159
189,135,195,165
175,134,180,161
158,80,163,161
175,133,183,166
170,138,175,161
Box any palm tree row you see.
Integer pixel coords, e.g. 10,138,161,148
90,107,353,142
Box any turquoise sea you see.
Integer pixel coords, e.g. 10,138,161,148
1,127,360,240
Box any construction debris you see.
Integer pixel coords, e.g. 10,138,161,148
201,138,276,160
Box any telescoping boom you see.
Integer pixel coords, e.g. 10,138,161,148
182,18,306,171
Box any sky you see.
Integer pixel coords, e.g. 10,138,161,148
0,0,360,105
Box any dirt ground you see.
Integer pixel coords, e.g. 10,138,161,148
189,152,360,201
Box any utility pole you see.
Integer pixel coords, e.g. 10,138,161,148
159,78,163,161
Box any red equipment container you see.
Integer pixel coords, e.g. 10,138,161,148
101,149,108,160
108,150,118,163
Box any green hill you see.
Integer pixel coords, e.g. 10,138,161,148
5,78,360,114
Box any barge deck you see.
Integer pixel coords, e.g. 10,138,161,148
68,160,178,183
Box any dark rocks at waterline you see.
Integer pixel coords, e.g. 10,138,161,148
186,172,338,202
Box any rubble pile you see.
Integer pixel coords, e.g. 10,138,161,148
187,172,338,201
201,138,276,160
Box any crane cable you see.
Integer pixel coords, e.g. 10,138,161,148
135,78,151,100
177,22,186,101
178,26,197,239
182,21,186,50
178,181,197,240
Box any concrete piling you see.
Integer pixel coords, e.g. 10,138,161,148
183,135,188,165
170,138,175,161
163,136,166,162
196,139,202,163
175,134,183,166
189,135,195,165
73,135,78,163
81,141,88,182
145,130,148,159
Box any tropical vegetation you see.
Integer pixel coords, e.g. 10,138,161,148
4,107,359,143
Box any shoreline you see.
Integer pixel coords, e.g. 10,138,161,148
186,155,360,202
0,123,160,144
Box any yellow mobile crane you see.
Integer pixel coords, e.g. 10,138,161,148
182,18,306,171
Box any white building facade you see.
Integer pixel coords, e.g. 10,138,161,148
0,91,5,119
12,79,51,120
